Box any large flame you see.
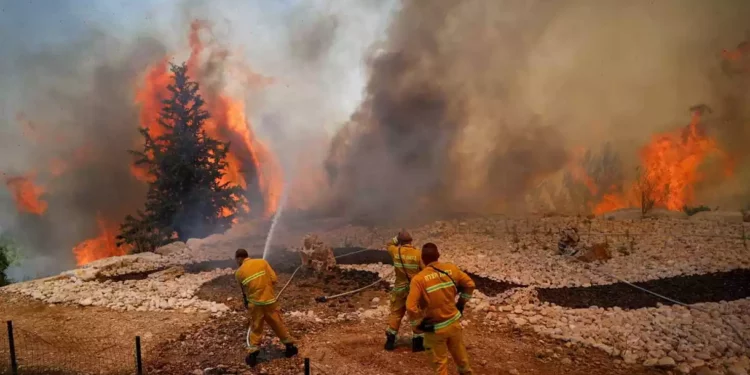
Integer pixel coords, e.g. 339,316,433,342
592,111,728,214
4,174,48,215
132,20,282,217
73,213,129,266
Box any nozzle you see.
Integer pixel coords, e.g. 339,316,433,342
315,296,327,303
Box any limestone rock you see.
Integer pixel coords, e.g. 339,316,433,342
148,266,185,281
657,357,676,369
298,234,336,273
690,210,743,223
155,241,188,256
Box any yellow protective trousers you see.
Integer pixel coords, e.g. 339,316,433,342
424,322,472,375
386,289,423,338
246,302,294,353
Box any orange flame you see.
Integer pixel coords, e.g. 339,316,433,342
567,148,598,196
593,111,729,214
132,19,282,217
73,213,129,266
4,174,48,215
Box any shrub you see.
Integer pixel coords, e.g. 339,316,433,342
683,205,711,216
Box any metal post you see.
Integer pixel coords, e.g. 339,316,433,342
135,336,143,375
304,358,310,375
7,321,18,375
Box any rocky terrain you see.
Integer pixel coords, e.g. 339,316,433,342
1,210,749,374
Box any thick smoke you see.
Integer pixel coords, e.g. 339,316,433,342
1,2,164,275
326,0,750,221
0,0,395,278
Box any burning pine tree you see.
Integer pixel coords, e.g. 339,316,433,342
117,63,245,252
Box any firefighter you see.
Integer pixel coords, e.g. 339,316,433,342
384,230,425,352
234,248,299,367
406,243,475,375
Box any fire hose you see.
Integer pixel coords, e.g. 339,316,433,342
276,247,384,300
560,261,750,350
315,270,394,303
245,248,392,347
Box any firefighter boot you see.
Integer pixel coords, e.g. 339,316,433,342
384,333,397,351
412,336,425,352
285,343,299,358
245,351,259,367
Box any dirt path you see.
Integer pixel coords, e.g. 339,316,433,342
299,319,666,375
1,268,670,375
0,294,207,375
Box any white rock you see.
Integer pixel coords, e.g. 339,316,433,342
657,357,676,368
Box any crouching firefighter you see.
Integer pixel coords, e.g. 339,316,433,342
406,243,475,375
234,248,299,367
384,230,425,352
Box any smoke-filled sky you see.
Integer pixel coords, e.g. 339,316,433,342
325,0,750,220
1,0,750,278
0,0,397,278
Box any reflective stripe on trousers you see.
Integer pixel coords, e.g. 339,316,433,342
423,321,472,375
246,302,294,353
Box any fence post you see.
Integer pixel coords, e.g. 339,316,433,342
304,358,310,375
135,336,143,375
7,321,18,375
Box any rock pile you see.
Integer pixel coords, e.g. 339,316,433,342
306,216,750,287
2,267,233,315
483,289,750,374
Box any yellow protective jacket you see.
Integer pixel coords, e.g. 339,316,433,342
235,258,278,306
387,242,424,292
406,261,476,331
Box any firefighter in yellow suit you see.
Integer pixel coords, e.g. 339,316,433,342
385,230,425,352
406,243,475,375
234,248,299,367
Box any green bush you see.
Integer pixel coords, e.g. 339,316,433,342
683,205,711,216
0,235,17,286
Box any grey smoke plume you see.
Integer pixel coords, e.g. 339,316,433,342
0,0,394,278
325,0,750,220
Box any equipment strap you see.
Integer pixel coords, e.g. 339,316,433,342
429,265,459,293
398,245,412,284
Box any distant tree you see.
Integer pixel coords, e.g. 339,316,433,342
0,234,18,286
117,63,245,252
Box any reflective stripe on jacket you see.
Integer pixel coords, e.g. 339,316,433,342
235,258,278,306
406,261,476,330
387,243,424,291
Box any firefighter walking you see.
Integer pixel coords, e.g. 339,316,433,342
384,230,425,352
407,243,475,375
234,248,299,367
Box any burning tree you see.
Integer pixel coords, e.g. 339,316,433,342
117,63,245,252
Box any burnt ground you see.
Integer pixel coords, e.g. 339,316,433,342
196,268,388,313
333,247,391,265
469,273,524,297
537,268,750,309
188,249,750,309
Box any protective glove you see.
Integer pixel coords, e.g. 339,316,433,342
456,301,466,314
417,320,435,333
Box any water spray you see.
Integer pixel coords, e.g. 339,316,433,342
262,184,289,261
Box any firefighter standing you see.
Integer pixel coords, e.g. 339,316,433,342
406,243,475,375
234,249,299,367
384,230,425,352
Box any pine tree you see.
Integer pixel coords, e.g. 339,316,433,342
117,63,245,252
0,234,17,286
